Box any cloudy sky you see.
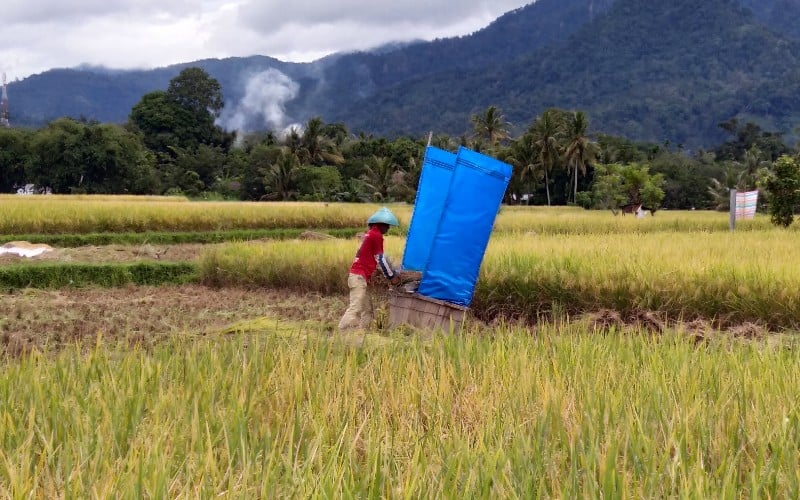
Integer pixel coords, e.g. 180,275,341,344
0,0,534,81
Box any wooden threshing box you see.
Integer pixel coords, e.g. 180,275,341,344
389,290,468,332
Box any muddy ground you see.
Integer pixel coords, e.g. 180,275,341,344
0,285,347,355
1,281,785,357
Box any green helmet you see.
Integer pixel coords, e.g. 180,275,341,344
367,207,399,226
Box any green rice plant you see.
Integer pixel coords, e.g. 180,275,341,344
1,326,799,497
0,262,197,290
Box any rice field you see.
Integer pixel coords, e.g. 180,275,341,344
200,229,800,329
0,199,392,234
0,197,778,235
2,198,800,497
1,326,799,497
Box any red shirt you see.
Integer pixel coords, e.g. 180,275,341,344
349,226,395,281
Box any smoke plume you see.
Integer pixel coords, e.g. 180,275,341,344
219,68,300,135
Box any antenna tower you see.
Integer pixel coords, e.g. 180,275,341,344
0,73,9,128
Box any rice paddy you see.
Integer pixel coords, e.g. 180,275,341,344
1,198,799,497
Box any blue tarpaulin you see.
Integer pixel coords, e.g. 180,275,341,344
417,147,512,306
401,146,457,272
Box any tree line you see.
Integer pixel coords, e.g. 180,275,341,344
1,67,799,217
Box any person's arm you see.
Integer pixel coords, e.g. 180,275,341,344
372,235,398,282
376,253,397,280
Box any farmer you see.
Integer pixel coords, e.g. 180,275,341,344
338,207,401,331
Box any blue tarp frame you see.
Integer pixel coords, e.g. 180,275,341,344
417,147,512,307
401,146,457,272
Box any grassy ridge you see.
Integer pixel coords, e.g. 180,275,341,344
0,262,197,290
200,232,800,328
0,228,362,247
1,328,799,496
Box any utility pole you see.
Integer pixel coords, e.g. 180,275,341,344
0,73,9,128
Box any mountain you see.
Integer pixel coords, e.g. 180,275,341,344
340,0,800,147
5,0,800,148
7,56,309,126
285,0,616,122
7,0,614,128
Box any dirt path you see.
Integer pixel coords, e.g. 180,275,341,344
0,243,214,265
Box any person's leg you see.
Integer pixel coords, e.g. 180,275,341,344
358,287,374,330
338,274,368,331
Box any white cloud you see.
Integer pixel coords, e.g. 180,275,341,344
237,0,528,30
5,0,202,24
0,0,533,80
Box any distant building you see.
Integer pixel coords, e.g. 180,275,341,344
15,184,52,195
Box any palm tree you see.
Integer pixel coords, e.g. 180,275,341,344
282,127,303,161
471,105,511,150
737,146,769,191
361,155,399,201
505,133,542,204
265,148,298,200
299,117,344,166
563,111,599,203
707,163,740,210
530,110,564,206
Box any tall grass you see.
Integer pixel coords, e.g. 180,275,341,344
1,327,799,497
201,231,800,328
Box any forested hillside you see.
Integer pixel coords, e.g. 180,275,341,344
340,0,800,147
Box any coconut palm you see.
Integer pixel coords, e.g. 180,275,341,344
298,117,344,166
264,148,298,200
471,105,511,150
504,133,543,204
530,110,565,206
563,111,599,203
361,155,399,201
737,146,769,191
